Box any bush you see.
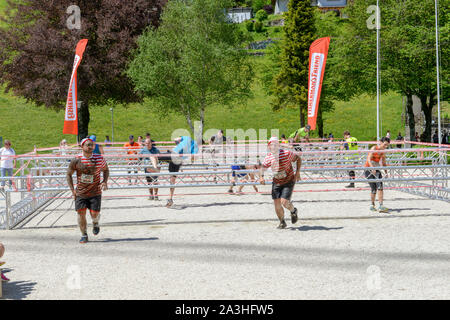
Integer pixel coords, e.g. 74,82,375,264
254,21,263,33
263,4,273,15
245,20,254,32
273,26,281,33
255,9,268,22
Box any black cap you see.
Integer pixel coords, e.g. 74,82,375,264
129,135,134,139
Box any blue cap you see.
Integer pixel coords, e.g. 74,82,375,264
89,135,96,142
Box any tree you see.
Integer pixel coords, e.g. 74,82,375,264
272,0,316,127
127,0,253,142
0,0,165,140
334,0,449,142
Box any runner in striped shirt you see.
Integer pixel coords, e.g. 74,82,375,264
260,137,301,229
67,138,109,243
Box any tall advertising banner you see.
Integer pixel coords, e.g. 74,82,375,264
307,37,330,131
63,39,88,135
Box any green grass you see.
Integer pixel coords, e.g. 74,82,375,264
1,74,420,156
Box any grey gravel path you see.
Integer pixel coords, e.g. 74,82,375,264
1,184,449,299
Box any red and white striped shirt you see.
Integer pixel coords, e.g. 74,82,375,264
262,149,296,184
69,153,107,198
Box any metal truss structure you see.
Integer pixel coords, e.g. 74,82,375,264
1,143,448,229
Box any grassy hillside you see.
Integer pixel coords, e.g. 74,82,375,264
1,77,410,155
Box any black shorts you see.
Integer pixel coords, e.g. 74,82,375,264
144,168,158,184
365,170,383,194
271,180,295,200
169,161,181,174
75,195,102,212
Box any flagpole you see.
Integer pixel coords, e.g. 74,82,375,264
434,0,442,146
376,0,380,141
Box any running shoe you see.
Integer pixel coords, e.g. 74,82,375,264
345,183,355,188
277,220,287,229
1,272,9,282
378,205,389,213
154,196,159,201
0,261,5,267
291,208,298,224
166,199,173,208
79,234,88,243
93,224,100,236
148,195,154,200
227,189,234,194
370,205,377,212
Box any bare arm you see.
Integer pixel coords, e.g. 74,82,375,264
294,154,302,181
101,163,109,190
67,159,77,199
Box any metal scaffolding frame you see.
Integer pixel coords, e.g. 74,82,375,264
1,144,448,230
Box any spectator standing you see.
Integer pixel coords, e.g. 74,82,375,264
90,135,104,155
137,136,144,146
414,132,420,142
0,140,16,190
442,130,448,144
386,130,391,139
432,130,439,144
139,139,160,200
396,132,404,148
104,136,112,147
124,135,140,185
59,139,68,155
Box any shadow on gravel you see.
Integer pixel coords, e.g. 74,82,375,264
388,208,431,213
93,237,159,243
1,273,37,300
172,202,268,210
290,226,344,232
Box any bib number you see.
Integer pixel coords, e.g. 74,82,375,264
80,174,94,184
273,170,287,180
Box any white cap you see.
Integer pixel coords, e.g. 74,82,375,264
268,137,279,145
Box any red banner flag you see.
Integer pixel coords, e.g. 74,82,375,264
307,37,330,131
63,39,88,135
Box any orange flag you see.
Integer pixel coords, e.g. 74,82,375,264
63,39,88,135
307,37,330,131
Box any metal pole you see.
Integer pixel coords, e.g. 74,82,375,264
110,107,114,143
376,0,380,141
434,0,442,146
77,101,82,143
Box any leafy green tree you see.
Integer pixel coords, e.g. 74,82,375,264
0,0,165,140
256,9,268,22
272,0,316,127
335,0,449,142
128,0,253,141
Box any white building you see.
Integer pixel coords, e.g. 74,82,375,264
275,0,348,15
227,7,253,23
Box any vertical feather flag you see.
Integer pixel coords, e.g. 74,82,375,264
63,39,88,135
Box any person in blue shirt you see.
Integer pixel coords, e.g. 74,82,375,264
161,136,199,207
89,135,104,155
139,139,161,200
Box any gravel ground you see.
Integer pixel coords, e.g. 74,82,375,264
1,183,449,300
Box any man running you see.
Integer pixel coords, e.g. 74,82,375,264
365,137,390,213
159,136,198,207
139,138,160,200
67,138,109,243
259,137,301,229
